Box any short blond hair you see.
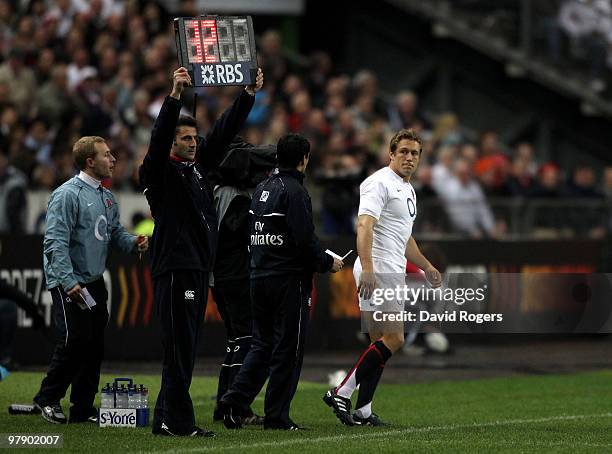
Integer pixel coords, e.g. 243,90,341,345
73,136,105,170
390,129,422,154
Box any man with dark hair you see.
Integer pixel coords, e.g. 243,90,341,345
0,147,26,234
219,133,343,431
139,66,263,437
33,136,148,424
324,128,441,426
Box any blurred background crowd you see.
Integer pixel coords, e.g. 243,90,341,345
0,0,610,240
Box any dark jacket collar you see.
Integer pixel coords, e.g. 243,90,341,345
277,168,305,185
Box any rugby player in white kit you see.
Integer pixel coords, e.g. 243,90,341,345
323,129,442,426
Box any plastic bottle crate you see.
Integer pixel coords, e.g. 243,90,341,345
98,377,149,428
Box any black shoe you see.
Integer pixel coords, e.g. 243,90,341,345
353,412,388,426
219,402,242,429
264,419,307,431
69,407,98,424
153,423,215,437
40,404,67,424
242,412,264,426
323,389,355,426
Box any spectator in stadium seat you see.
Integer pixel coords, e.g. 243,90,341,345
478,130,505,157
288,89,312,132
0,147,26,234
474,154,512,197
438,158,496,238
514,142,538,174
260,29,287,84
315,152,362,235
351,70,388,119
566,164,606,237
459,143,479,165
26,117,52,166
0,48,36,116
432,113,463,148
431,145,456,195
307,51,333,107
566,164,604,198
74,68,113,137
532,162,563,198
388,90,430,131
36,64,72,125
529,162,567,235
507,155,534,197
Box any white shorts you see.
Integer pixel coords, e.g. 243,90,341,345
353,257,406,312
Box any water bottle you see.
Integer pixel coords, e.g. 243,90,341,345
101,383,114,408
116,385,128,408
140,385,149,409
128,385,139,409
132,385,141,409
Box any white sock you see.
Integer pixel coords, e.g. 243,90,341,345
335,370,356,399
354,402,372,418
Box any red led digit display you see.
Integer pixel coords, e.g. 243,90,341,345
201,19,219,63
188,19,203,63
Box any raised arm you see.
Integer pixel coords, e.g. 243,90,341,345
197,68,264,170
145,68,190,167
140,68,191,211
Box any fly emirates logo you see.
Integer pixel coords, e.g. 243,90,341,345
251,221,284,246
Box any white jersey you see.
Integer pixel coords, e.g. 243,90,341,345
356,166,417,273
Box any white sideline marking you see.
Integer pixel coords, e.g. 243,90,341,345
137,412,612,454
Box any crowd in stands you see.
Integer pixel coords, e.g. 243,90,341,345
0,0,610,238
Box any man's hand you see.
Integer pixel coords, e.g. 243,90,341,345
245,68,264,96
424,265,442,288
66,284,85,305
136,235,149,252
170,67,192,100
358,271,376,300
330,257,343,273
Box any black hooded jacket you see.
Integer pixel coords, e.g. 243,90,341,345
249,168,333,283
139,91,254,277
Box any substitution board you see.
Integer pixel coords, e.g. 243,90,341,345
174,16,257,87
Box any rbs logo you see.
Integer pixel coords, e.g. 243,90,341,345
200,64,244,85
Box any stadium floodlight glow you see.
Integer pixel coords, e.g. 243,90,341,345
174,15,257,87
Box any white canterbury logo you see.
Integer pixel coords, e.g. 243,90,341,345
260,191,269,202
185,290,195,300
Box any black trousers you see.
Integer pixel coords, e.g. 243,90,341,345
152,270,208,434
221,275,310,426
34,278,108,418
211,280,253,409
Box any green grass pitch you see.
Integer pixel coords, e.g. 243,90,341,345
2,370,612,452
